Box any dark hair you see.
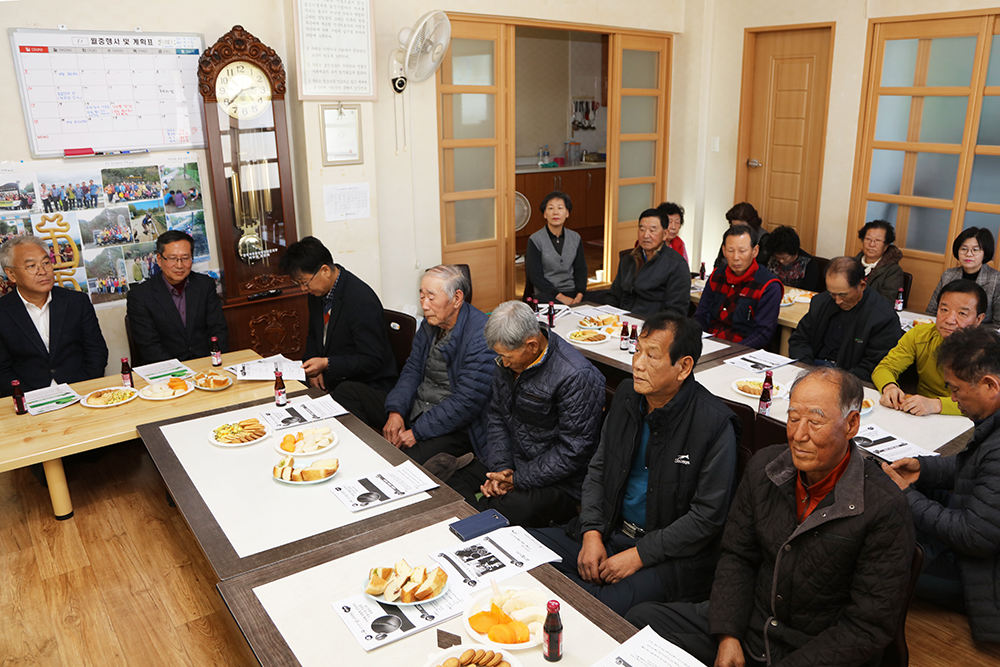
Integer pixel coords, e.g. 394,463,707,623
722,224,754,244
279,236,334,276
790,367,864,417
657,201,684,226
640,312,702,365
952,227,996,263
726,202,761,229
638,208,666,227
825,256,865,288
539,191,572,214
939,279,988,316
857,220,896,245
766,226,801,257
938,325,1000,384
156,230,194,255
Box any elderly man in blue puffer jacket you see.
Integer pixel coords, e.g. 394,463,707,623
446,300,605,527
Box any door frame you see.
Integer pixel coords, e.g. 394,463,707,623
733,22,836,254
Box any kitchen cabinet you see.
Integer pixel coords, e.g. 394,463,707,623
514,167,606,253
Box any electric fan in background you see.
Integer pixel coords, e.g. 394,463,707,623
389,11,452,152
514,191,530,264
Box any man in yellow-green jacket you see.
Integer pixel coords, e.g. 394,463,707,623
873,279,986,416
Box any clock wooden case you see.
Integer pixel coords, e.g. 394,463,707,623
198,25,307,358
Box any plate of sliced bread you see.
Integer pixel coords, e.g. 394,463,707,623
364,559,449,607
271,456,339,484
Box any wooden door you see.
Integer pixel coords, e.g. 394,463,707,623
736,26,834,254
559,169,589,230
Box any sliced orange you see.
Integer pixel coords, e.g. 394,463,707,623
469,611,495,634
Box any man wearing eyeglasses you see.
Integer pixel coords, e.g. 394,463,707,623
0,235,108,396
126,230,228,364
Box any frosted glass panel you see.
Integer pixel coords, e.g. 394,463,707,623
962,211,1000,240
926,37,976,87
978,97,1000,145
968,154,1000,206
869,150,905,195
865,201,898,225
919,97,967,144
882,39,918,87
621,96,657,134
988,36,1000,87
448,147,495,193
913,152,959,200
904,206,952,253
875,96,911,142
444,94,495,140
618,183,653,222
444,39,494,86
620,141,656,179
622,50,658,89
447,198,495,244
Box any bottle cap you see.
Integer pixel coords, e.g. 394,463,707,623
546,600,560,613
275,371,283,377
211,336,218,341
121,357,128,363
11,380,20,386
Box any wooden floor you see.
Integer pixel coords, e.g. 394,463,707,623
2,439,999,666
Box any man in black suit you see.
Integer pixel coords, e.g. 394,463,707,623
0,235,108,396
279,236,396,393
126,230,228,364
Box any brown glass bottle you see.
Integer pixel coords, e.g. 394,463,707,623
274,370,287,406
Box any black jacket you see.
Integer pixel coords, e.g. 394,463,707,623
303,266,397,393
126,272,228,363
0,286,108,395
788,289,901,383
578,377,739,600
483,332,604,500
709,445,914,666
604,244,691,316
908,411,1000,642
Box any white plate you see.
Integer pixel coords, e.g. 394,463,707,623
193,375,233,391
861,399,875,416
567,331,609,345
81,387,139,408
272,431,339,456
462,586,546,650
364,574,449,607
272,469,338,485
731,378,784,400
138,379,195,400
208,421,272,447
421,645,526,667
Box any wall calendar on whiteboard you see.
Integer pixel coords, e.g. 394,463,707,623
9,28,206,159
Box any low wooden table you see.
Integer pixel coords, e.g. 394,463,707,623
0,350,304,519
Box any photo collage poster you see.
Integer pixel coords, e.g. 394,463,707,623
0,160,217,304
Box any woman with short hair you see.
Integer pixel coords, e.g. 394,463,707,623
525,191,587,305
766,226,821,292
925,226,1000,326
854,219,904,304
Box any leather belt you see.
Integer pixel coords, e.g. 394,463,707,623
621,519,646,538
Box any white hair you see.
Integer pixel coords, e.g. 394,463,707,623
485,301,540,350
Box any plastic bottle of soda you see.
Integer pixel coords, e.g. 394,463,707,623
894,287,904,312
121,357,134,388
12,380,27,415
699,262,706,280
758,370,773,416
542,599,563,662
210,336,222,366
628,324,638,354
274,371,287,406
619,320,629,351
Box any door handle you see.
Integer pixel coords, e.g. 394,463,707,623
588,172,592,188
747,159,763,168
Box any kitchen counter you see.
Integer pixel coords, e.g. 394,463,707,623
515,162,606,174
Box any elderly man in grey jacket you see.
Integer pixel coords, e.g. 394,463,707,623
447,301,605,528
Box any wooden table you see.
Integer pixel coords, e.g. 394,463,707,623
137,395,464,580
217,503,637,667
0,350,304,519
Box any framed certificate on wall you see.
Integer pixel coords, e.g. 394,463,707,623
294,0,377,100
320,104,363,166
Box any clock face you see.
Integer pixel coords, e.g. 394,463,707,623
216,61,272,120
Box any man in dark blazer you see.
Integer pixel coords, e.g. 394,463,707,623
279,236,396,393
126,230,228,364
0,235,108,396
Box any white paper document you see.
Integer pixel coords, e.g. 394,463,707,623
854,423,940,462
430,526,560,588
724,350,794,373
590,625,704,667
259,395,349,430
226,355,307,382
24,384,81,415
333,586,465,651
133,359,195,382
595,305,629,316
330,460,438,512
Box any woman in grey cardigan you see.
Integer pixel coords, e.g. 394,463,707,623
926,227,1000,327
525,191,587,305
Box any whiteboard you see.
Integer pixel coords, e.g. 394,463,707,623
9,28,207,159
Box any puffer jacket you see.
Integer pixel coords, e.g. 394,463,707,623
855,245,904,305
385,302,494,458
578,377,740,601
482,332,605,500
908,411,1000,642
604,243,691,316
709,445,914,667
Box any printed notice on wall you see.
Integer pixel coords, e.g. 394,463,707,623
324,183,370,222
295,0,377,99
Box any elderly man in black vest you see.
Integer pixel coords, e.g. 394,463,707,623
531,312,739,616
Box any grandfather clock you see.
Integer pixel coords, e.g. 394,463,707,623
198,25,307,358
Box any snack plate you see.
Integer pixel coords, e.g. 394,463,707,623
273,470,338,485
567,330,608,345
208,421,272,447
731,378,785,400
193,375,233,391
81,387,139,408
138,380,195,401
861,399,875,416
363,575,449,607
273,431,340,456
421,645,526,667
462,586,546,650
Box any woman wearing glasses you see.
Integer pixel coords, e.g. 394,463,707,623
925,227,1000,327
